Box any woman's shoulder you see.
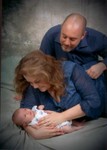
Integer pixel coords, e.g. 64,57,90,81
62,61,85,78
62,61,77,77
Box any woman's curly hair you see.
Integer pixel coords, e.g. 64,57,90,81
14,50,65,100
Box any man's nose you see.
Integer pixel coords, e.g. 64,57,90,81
65,38,70,46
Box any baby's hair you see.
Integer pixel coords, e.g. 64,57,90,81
12,108,25,130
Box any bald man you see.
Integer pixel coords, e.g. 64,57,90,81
40,13,107,79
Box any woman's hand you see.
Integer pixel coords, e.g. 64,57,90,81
38,111,65,127
24,125,64,139
13,95,22,101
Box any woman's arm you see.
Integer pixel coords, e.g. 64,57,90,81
72,64,102,118
38,64,103,126
20,86,40,109
61,104,85,121
38,104,85,126
24,125,64,139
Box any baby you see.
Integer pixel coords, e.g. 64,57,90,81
12,106,83,133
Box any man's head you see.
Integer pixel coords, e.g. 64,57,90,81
60,13,87,52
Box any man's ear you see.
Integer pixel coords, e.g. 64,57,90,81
81,31,87,40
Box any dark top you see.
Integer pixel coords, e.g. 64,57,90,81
20,61,105,119
40,25,107,68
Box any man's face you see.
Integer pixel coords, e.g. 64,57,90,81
60,23,85,52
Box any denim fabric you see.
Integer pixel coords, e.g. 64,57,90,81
20,61,105,119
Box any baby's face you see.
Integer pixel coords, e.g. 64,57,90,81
20,108,35,125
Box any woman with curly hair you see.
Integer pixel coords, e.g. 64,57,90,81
14,50,105,139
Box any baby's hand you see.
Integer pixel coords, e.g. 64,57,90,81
38,105,45,110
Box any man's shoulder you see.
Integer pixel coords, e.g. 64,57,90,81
86,27,105,36
47,24,61,34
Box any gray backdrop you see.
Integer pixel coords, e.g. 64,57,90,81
2,0,107,88
1,2,107,149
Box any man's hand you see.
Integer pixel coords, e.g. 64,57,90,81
86,62,106,79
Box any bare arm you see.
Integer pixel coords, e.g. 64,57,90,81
61,104,85,121
24,125,64,139
86,62,107,79
38,104,85,126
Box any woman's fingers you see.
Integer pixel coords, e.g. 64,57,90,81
38,119,55,127
38,117,49,124
45,110,53,114
52,128,64,136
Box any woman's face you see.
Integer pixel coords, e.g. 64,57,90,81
24,75,51,92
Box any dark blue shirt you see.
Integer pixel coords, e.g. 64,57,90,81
20,61,105,119
40,25,107,68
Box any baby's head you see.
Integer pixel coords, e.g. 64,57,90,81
12,108,35,127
